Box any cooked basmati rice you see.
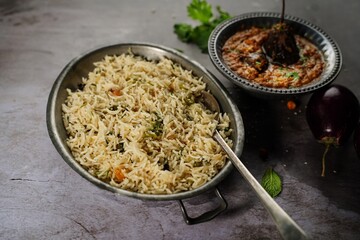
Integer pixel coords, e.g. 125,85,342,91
62,52,232,194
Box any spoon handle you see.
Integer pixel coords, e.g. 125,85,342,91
214,130,308,240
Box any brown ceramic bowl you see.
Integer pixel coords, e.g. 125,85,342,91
208,12,342,98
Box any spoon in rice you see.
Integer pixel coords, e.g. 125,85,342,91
199,91,308,240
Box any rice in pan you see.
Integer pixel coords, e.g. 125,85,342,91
62,52,232,194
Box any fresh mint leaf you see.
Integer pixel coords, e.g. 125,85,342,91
261,168,282,198
187,0,213,24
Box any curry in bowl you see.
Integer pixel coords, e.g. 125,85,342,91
222,26,325,88
208,12,342,97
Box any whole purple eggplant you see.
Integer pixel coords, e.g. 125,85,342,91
306,84,360,176
355,122,360,159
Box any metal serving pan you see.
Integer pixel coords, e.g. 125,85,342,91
46,42,245,224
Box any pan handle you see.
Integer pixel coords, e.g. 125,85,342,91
177,187,228,225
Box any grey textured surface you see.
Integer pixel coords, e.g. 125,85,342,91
1,0,360,239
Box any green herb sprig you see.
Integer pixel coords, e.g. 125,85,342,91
261,168,282,198
174,0,231,53
286,71,300,81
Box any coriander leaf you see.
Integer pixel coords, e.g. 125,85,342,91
189,24,213,52
173,0,231,53
187,0,213,24
286,71,300,80
211,5,231,25
174,23,193,42
300,56,309,63
261,168,282,198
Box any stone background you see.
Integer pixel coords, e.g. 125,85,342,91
1,0,360,239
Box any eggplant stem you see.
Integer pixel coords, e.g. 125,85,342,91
321,144,331,177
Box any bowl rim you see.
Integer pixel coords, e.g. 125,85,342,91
208,11,343,97
46,42,244,201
